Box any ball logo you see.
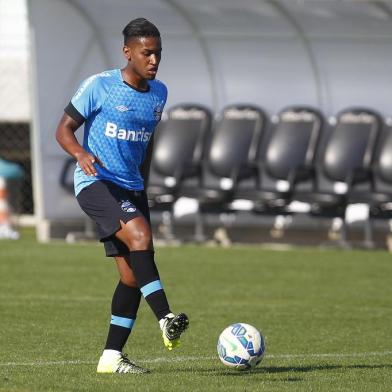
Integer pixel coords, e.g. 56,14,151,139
120,200,136,213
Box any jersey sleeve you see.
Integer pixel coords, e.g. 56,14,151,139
160,83,168,109
154,81,168,121
68,74,108,120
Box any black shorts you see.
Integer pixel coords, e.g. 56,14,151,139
76,180,151,257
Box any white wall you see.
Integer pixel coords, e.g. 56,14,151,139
0,0,30,121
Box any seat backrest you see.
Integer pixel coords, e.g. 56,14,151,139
264,106,323,181
373,126,392,193
206,104,266,181
150,104,211,180
59,157,76,194
322,108,382,183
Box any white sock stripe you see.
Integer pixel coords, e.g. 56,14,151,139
1,351,392,367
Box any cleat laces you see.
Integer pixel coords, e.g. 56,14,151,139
116,353,149,374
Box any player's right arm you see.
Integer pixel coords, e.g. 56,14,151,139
56,73,108,176
55,113,102,176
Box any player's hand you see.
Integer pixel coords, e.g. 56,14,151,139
74,151,104,176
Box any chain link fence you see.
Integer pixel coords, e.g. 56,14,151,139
0,122,33,215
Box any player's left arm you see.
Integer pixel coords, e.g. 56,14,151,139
141,82,166,186
140,136,154,187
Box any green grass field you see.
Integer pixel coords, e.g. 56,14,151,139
1,230,392,391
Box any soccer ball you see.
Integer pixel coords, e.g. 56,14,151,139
217,323,265,370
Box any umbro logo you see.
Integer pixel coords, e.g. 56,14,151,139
115,105,130,112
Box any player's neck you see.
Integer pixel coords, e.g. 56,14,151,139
121,68,148,92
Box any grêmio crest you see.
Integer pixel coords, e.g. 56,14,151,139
153,101,164,121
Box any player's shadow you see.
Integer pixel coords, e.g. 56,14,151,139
169,367,303,381
171,363,392,379
255,363,392,374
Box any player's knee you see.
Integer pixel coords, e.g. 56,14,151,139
129,226,152,250
118,218,152,250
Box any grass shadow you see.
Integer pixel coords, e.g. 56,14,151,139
159,363,392,379
260,363,392,374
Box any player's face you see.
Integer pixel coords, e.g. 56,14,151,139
124,36,162,80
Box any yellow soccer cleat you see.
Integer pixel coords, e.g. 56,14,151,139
161,313,189,351
97,352,150,374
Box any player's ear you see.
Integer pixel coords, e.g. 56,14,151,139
123,45,131,61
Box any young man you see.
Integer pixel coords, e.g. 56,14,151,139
55,18,189,374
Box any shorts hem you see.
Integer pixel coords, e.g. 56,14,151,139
105,250,131,258
98,213,142,241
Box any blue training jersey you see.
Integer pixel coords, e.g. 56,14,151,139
68,69,167,196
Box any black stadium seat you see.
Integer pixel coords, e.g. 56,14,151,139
368,126,392,209
180,104,267,240
349,124,392,246
234,106,324,213
292,107,383,243
147,104,212,238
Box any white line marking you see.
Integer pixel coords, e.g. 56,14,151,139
0,295,107,302
0,360,95,367
0,351,391,367
142,356,215,363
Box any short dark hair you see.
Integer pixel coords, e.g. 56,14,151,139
122,18,160,44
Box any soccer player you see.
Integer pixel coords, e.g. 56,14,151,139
55,18,189,374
